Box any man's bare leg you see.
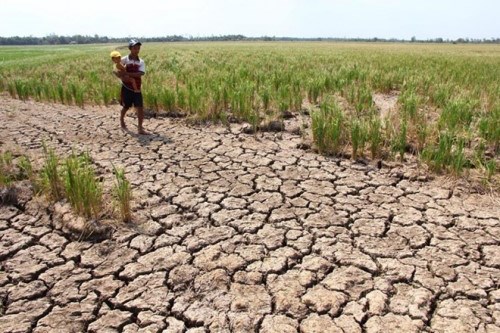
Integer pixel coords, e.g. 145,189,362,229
136,107,148,134
120,107,129,129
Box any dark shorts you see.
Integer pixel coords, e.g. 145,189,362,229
120,86,143,108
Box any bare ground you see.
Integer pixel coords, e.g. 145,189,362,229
0,95,499,333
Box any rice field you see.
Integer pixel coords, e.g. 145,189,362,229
0,42,498,182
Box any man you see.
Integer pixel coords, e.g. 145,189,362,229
117,39,148,135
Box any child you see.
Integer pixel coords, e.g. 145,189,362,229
110,51,140,93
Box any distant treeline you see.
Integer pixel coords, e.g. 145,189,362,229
1,34,499,45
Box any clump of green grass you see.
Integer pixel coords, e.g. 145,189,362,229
485,160,497,182
69,82,85,108
40,145,64,201
17,156,34,181
160,88,176,112
422,131,468,174
478,105,499,152
312,97,345,155
101,83,112,106
345,83,374,115
63,151,103,219
439,97,476,132
391,118,408,160
14,80,30,101
399,90,420,120
350,119,368,159
368,117,383,159
113,166,132,222
0,152,34,187
40,147,103,218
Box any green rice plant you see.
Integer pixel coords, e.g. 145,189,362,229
307,78,323,104
43,84,57,103
232,82,254,121
291,81,303,111
368,117,383,159
312,97,345,155
431,84,452,108
416,119,429,152
187,83,203,114
17,156,33,181
344,83,374,115
14,80,30,101
112,166,132,222
421,131,468,174
32,83,43,101
473,142,497,182
391,118,408,160
439,97,476,132
278,86,291,113
74,85,85,108
260,85,271,111
64,86,74,105
399,90,420,120
63,151,103,219
101,84,112,106
485,160,497,181
143,90,160,112
422,132,452,172
221,85,230,111
356,85,374,114
56,83,65,104
371,71,394,93
0,151,13,168
69,83,78,105
478,105,500,151
450,138,466,175
350,119,368,159
176,85,187,110
160,88,176,112
7,82,16,98
207,84,223,118
0,153,32,184
40,145,64,201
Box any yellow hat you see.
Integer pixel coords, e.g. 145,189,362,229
110,50,121,58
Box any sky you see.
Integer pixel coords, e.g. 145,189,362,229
1,0,499,40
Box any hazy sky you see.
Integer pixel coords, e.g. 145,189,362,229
2,0,498,40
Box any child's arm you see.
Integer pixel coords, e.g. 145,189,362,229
116,62,126,71
112,57,126,71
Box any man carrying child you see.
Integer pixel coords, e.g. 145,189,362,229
110,39,148,135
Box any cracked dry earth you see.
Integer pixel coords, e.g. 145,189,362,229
0,95,499,333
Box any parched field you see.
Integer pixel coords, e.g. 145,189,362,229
0,95,499,332
0,42,499,332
